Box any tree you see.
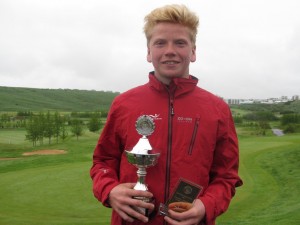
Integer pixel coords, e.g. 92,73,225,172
281,113,300,133
88,112,101,132
25,115,39,146
281,113,299,125
44,111,54,144
53,111,62,143
258,121,271,136
70,119,84,140
60,116,68,141
233,115,243,124
243,111,277,122
37,112,46,145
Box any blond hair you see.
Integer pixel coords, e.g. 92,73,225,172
144,4,199,46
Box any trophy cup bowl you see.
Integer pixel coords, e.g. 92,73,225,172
126,151,160,168
125,151,160,191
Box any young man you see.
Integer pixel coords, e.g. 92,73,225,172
90,4,242,225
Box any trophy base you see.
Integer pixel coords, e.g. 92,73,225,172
132,206,149,217
158,203,169,216
132,196,154,217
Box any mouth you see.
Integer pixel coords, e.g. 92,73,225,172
162,61,179,65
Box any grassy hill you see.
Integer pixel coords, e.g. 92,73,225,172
231,100,300,114
0,86,120,112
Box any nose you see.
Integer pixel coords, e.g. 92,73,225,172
164,43,176,56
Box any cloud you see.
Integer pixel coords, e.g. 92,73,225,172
0,0,300,99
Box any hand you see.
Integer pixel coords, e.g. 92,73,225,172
109,183,155,223
164,199,206,225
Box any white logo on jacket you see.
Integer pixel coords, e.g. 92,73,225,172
177,117,193,123
149,114,162,120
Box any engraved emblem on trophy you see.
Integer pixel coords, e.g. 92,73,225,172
125,115,160,216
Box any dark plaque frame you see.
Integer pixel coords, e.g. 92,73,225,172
159,178,203,216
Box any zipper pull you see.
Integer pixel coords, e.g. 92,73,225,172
171,100,175,116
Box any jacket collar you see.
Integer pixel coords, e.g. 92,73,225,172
148,71,198,96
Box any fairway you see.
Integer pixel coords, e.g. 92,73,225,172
0,161,111,225
0,129,30,146
1,131,300,224
218,134,300,224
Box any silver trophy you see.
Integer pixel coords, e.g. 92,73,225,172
125,115,160,216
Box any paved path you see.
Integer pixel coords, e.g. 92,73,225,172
272,129,284,136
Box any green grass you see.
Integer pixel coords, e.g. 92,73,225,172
1,129,300,224
218,134,300,224
0,86,119,112
0,162,111,225
0,129,29,145
0,130,111,225
230,107,249,116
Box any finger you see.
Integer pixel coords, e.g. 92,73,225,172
130,198,155,210
113,204,135,223
167,208,202,225
118,210,135,223
126,206,149,223
164,215,197,225
167,208,192,222
116,203,149,223
119,199,152,223
164,215,180,225
168,202,193,213
130,190,154,199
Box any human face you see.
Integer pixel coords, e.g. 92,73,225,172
147,22,196,84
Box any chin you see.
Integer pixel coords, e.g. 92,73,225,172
164,74,183,79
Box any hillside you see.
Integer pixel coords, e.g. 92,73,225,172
1,86,299,113
231,100,300,114
0,86,120,112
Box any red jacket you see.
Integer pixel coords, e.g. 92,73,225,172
90,72,242,225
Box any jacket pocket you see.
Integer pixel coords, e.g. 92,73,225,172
188,117,200,155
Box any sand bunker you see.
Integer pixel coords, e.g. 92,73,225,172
0,157,20,161
22,149,67,156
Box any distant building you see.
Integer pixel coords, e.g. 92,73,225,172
240,100,254,104
261,99,275,104
225,99,240,105
224,94,299,105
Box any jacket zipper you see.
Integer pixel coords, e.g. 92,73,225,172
164,89,175,205
188,117,200,155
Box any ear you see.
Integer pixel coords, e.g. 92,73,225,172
147,48,152,63
190,46,196,62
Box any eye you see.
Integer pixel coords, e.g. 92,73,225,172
175,40,187,47
153,40,165,47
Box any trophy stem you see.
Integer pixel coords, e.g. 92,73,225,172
134,167,148,192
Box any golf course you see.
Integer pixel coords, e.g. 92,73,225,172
0,87,299,224
1,127,299,224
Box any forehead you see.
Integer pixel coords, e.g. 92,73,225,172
149,22,192,41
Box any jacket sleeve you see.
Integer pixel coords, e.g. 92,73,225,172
199,103,243,224
90,100,123,207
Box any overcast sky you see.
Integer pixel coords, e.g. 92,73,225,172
1,0,299,99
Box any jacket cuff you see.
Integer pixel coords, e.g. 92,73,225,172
199,195,216,223
93,179,119,208
104,182,120,207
